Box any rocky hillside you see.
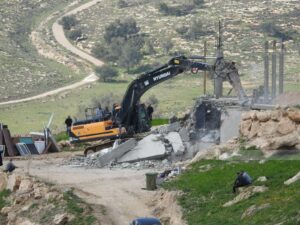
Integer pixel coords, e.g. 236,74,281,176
0,173,99,225
75,0,300,83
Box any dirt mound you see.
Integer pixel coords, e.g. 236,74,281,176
149,190,187,225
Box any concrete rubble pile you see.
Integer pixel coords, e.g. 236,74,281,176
239,107,300,153
67,97,243,169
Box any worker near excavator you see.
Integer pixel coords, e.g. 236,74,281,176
95,104,104,121
147,104,154,121
64,116,73,135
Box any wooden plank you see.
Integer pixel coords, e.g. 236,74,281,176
3,128,17,156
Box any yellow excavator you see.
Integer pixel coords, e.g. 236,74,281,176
69,55,248,154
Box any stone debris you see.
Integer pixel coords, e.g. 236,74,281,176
240,108,300,152
223,186,268,207
165,132,185,156
284,171,300,185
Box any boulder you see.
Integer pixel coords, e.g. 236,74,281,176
7,174,22,192
270,110,282,121
240,119,252,137
53,213,69,225
284,171,300,185
241,111,257,120
7,211,17,222
15,218,37,225
248,121,260,139
287,109,300,123
17,178,34,194
277,117,296,135
266,131,299,150
257,120,278,137
256,111,270,122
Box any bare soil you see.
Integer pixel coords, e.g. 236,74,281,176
11,153,161,225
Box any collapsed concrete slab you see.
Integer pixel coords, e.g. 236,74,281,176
86,138,137,167
118,134,167,163
165,132,185,156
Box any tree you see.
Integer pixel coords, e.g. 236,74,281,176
104,18,140,43
61,15,78,30
68,29,82,41
119,42,143,72
95,65,118,82
91,44,110,59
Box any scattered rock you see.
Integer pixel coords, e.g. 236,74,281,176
18,178,34,194
239,119,252,137
53,213,69,225
241,203,270,219
284,171,300,185
257,176,267,182
1,206,12,215
223,186,268,207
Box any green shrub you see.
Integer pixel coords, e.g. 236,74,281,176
95,65,118,82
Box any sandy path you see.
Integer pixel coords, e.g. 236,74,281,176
0,0,104,106
16,158,156,225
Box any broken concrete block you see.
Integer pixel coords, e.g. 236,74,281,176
118,134,167,163
93,139,137,167
165,132,185,156
156,122,181,134
179,127,189,142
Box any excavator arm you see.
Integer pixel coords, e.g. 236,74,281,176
118,56,213,132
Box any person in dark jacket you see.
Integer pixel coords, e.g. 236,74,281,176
233,171,252,193
4,159,17,173
147,104,154,121
65,116,73,134
0,149,3,167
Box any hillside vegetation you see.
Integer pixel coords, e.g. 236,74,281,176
165,160,300,225
0,0,84,102
75,0,300,83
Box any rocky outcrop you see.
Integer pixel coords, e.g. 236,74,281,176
240,108,300,152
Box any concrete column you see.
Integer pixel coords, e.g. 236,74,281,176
271,40,277,100
279,40,284,94
264,41,269,102
203,40,207,95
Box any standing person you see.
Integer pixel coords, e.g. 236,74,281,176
4,159,17,173
233,171,252,193
147,104,154,121
64,116,73,135
95,104,104,121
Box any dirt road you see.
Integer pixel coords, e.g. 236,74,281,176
52,0,104,67
16,157,156,225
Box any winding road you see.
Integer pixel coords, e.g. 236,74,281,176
0,0,104,106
